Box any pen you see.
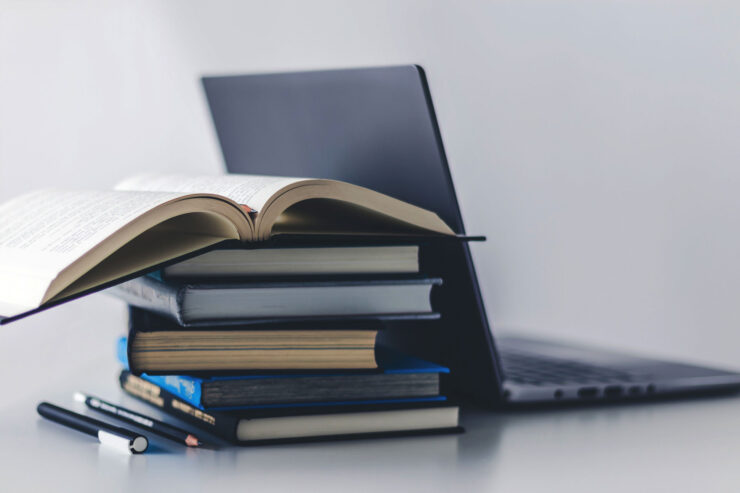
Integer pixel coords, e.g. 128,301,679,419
37,402,148,454
74,392,202,447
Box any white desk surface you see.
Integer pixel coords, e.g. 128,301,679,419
2,296,740,493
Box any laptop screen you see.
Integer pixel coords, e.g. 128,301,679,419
202,65,465,234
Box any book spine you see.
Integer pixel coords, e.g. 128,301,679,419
119,370,238,442
108,275,186,325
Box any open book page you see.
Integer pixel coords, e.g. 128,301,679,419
115,173,305,213
117,173,456,240
0,189,192,316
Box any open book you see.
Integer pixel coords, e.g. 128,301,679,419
0,173,454,320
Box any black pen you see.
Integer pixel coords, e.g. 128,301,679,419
37,402,148,454
74,392,202,447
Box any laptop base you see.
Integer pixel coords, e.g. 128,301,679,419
498,334,740,404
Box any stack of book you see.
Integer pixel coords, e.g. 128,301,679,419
0,171,464,445
111,243,461,445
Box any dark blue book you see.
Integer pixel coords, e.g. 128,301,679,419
117,337,448,410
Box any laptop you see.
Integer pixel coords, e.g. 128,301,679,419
202,65,740,405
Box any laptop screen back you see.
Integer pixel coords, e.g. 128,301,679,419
202,65,465,234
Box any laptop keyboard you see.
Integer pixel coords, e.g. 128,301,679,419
500,349,644,386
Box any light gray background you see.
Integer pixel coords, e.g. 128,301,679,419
2,0,739,367
1,1,740,490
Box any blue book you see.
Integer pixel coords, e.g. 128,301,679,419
117,337,448,410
